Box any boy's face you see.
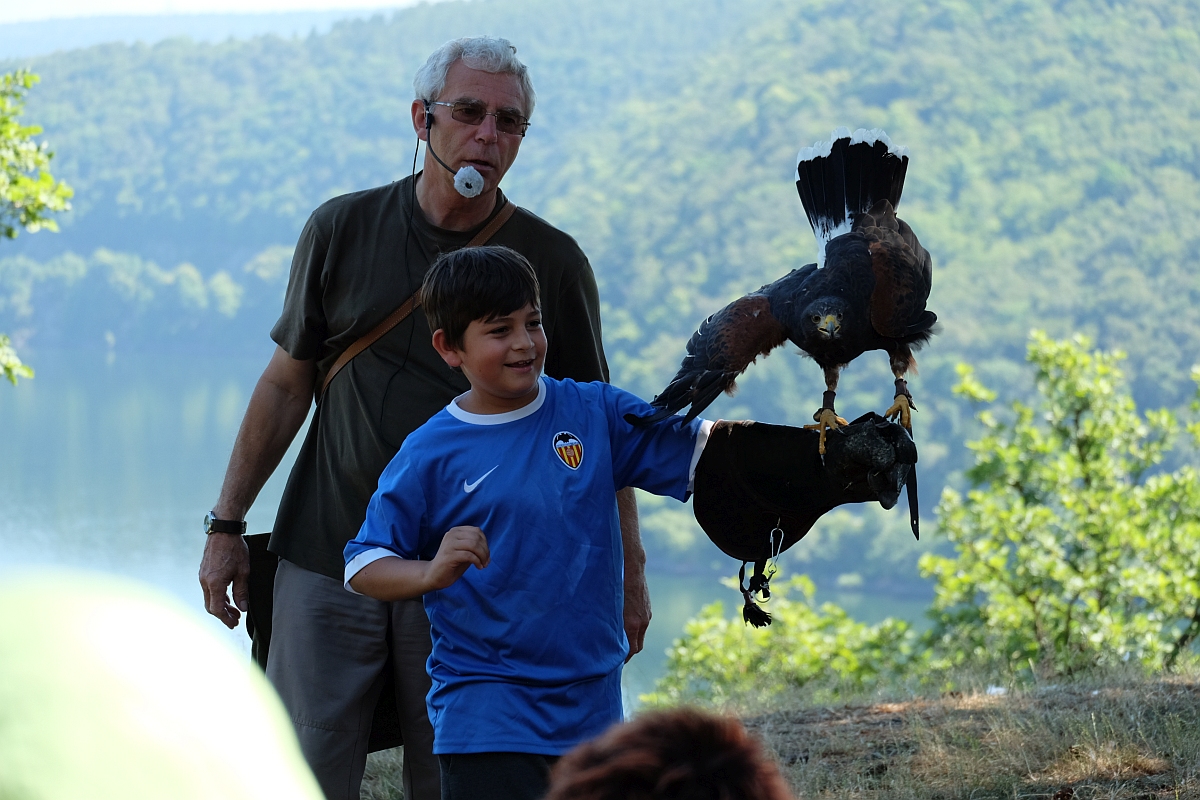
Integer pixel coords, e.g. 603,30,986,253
433,303,546,414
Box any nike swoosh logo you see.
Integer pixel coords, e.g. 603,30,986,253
463,465,499,493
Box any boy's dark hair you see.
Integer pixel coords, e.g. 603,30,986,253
421,245,541,350
544,708,794,800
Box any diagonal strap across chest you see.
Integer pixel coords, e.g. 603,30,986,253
317,200,519,402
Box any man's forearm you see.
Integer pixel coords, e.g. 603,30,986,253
617,487,645,579
213,346,315,519
618,487,651,659
200,347,315,627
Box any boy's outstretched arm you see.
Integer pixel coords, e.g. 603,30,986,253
349,526,490,601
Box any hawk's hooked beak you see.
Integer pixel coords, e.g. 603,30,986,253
817,314,841,337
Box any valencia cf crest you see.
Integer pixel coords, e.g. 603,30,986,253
553,431,584,470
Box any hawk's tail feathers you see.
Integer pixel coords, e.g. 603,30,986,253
795,128,909,268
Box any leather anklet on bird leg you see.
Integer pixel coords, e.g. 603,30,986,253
885,377,917,430
804,390,848,456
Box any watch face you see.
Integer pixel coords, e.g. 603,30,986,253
204,513,214,534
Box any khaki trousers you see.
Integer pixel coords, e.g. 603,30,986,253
266,559,439,800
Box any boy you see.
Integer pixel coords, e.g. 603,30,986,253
343,246,711,800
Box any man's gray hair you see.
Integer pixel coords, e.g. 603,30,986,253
413,36,536,117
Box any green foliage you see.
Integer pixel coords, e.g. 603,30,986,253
9,0,767,251
0,70,72,239
921,333,1200,676
2,69,73,385
0,246,285,321
651,334,1200,705
0,246,290,355
641,575,922,707
0,333,32,385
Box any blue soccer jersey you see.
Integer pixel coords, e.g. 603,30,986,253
344,377,707,755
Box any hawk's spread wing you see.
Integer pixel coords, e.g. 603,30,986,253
628,294,788,425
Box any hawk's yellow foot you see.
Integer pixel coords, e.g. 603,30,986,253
803,407,848,455
884,393,914,430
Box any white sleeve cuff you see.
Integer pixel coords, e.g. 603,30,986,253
344,548,403,594
687,419,715,493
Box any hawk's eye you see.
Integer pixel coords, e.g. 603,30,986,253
811,315,821,324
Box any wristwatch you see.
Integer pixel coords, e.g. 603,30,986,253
204,511,247,536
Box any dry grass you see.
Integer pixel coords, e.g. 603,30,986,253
362,748,405,800
354,672,1200,799
743,673,1200,799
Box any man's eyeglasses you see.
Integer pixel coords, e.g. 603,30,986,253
430,101,531,137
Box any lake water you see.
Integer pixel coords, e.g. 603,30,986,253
0,348,929,705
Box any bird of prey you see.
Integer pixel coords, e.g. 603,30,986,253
629,128,936,454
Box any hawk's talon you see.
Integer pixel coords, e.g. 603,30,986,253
884,393,915,430
803,407,849,455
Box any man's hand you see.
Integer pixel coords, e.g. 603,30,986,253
617,487,651,662
623,568,652,662
425,526,490,591
199,533,250,629
199,346,314,625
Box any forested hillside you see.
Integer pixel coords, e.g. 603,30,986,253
0,10,375,59
555,0,1200,411
3,0,1197,584
0,0,765,353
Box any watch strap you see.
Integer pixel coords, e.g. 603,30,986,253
205,512,247,536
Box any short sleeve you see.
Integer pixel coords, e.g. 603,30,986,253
600,385,704,501
344,447,431,567
270,211,331,360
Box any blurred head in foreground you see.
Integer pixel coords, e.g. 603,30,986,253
0,571,322,800
544,707,795,800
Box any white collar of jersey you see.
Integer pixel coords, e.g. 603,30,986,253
446,377,546,425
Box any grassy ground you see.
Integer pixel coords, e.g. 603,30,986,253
357,670,1200,799
362,748,405,800
744,672,1200,799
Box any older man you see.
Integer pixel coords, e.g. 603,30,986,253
198,37,650,800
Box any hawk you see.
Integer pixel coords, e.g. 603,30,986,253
629,128,936,454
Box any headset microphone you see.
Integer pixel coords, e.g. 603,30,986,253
422,100,484,198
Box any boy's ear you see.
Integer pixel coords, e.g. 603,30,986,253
431,329,463,368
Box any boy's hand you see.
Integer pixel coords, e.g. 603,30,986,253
426,526,490,591
348,527,489,601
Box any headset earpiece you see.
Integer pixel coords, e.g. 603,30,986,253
422,101,464,183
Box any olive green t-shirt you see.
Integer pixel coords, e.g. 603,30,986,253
269,175,609,578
